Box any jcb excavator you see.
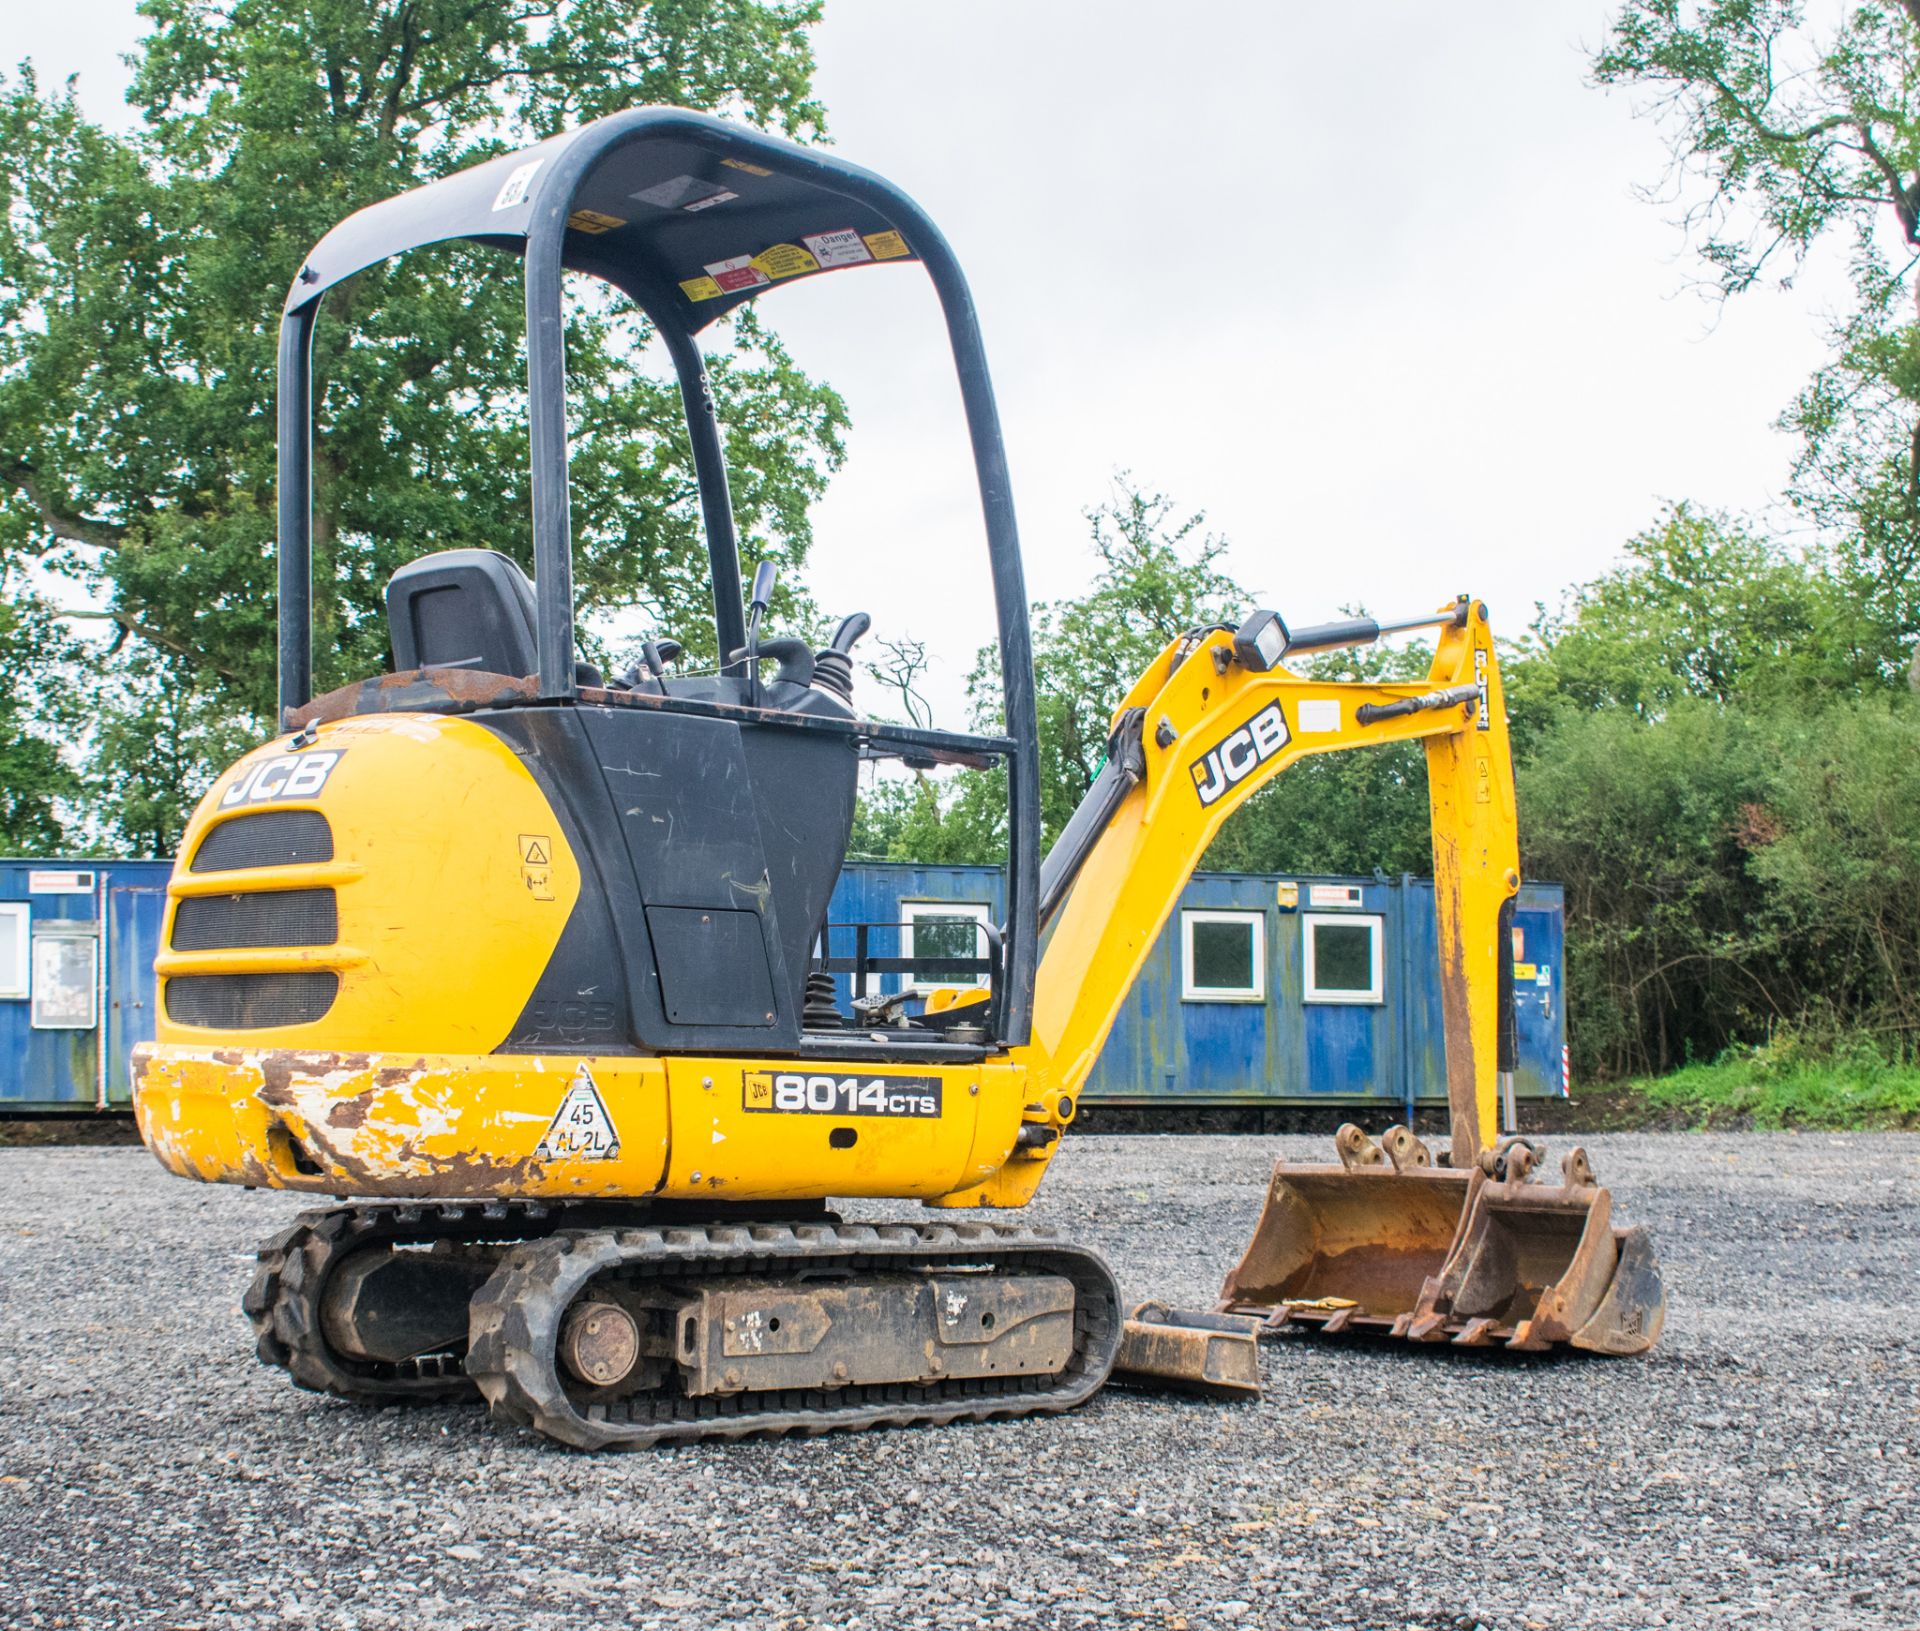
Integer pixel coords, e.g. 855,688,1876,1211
131,107,1664,1449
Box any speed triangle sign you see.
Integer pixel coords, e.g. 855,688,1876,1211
536,1065,621,1161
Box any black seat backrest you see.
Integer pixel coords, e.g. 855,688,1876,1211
387,549,539,677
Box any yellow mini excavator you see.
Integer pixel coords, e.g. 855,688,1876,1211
132,108,1664,1449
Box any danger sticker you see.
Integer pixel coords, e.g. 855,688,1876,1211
751,242,820,280
567,209,627,235
679,276,724,303
803,228,873,269
863,229,910,260
537,1066,620,1161
704,254,770,293
492,160,542,211
721,157,774,177
743,1072,942,1119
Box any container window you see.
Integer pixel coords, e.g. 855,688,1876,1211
1181,910,1266,1002
901,900,993,992
0,903,27,999
1303,913,1384,1004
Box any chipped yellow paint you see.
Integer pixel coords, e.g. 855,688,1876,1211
133,1045,669,1199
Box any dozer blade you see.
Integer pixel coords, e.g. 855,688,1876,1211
1216,1127,1665,1354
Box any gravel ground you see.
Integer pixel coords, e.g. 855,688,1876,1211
0,1131,1914,1631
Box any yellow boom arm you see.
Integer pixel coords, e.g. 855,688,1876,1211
957,598,1519,1204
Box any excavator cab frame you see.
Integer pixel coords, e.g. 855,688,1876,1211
274,106,1046,1049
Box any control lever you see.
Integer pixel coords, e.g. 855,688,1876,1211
813,611,872,703
742,560,778,706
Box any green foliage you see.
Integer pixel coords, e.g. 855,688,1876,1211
1625,1031,1920,1130
1593,3,1920,681
0,0,839,851
0,577,78,852
1516,698,1779,1077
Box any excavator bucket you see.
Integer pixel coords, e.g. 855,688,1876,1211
1218,1124,1471,1339
1217,1126,1665,1354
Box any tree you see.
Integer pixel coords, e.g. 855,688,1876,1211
0,576,77,851
0,1,842,852
1593,2,1920,679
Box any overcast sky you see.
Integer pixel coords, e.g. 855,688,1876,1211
13,1,1851,722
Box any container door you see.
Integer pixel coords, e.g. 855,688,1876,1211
1511,900,1566,1100
105,885,166,1107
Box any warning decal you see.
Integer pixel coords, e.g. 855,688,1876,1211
704,254,770,293
803,228,873,269
863,230,910,260
518,833,555,902
537,1066,621,1161
567,209,627,235
680,276,724,302
721,157,774,177
751,242,820,280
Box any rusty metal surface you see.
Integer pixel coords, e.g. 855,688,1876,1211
283,668,540,731
675,1272,1076,1395
1216,1132,1667,1355
1110,1301,1263,1399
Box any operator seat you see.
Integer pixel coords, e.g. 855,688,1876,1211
387,549,599,684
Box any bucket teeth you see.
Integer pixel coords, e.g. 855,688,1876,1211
1217,1127,1666,1356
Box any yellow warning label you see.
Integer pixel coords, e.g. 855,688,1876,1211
743,1073,773,1109
752,242,820,280
863,229,910,260
1514,963,1538,982
518,833,554,901
721,157,774,177
567,209,627,235
679,275,725,302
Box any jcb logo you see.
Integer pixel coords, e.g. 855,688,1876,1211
1190,702,1289,807
219,750,343,808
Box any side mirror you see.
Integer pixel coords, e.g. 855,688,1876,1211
1232,609,1290,672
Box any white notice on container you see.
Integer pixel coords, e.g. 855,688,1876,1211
704,254,770,293
536,1066,620,1161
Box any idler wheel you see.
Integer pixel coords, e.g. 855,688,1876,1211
560,1300,641,1388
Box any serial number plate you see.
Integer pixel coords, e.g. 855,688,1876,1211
743,1071,942,1118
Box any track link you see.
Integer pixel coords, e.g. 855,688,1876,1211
466,1220,1124,1449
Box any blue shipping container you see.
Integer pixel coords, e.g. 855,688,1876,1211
0,857,1565,1114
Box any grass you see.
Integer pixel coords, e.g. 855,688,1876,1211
1616,1039,1920,1131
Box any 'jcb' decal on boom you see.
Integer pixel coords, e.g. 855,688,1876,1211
1190,702,1289,807
218,750,343,808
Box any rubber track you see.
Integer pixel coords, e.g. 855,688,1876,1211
465,1220,1124,1450
243,1200,649,1402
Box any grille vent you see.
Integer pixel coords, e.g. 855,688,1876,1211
191,811,333,872
165,972,339,1030
171,889,338,952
